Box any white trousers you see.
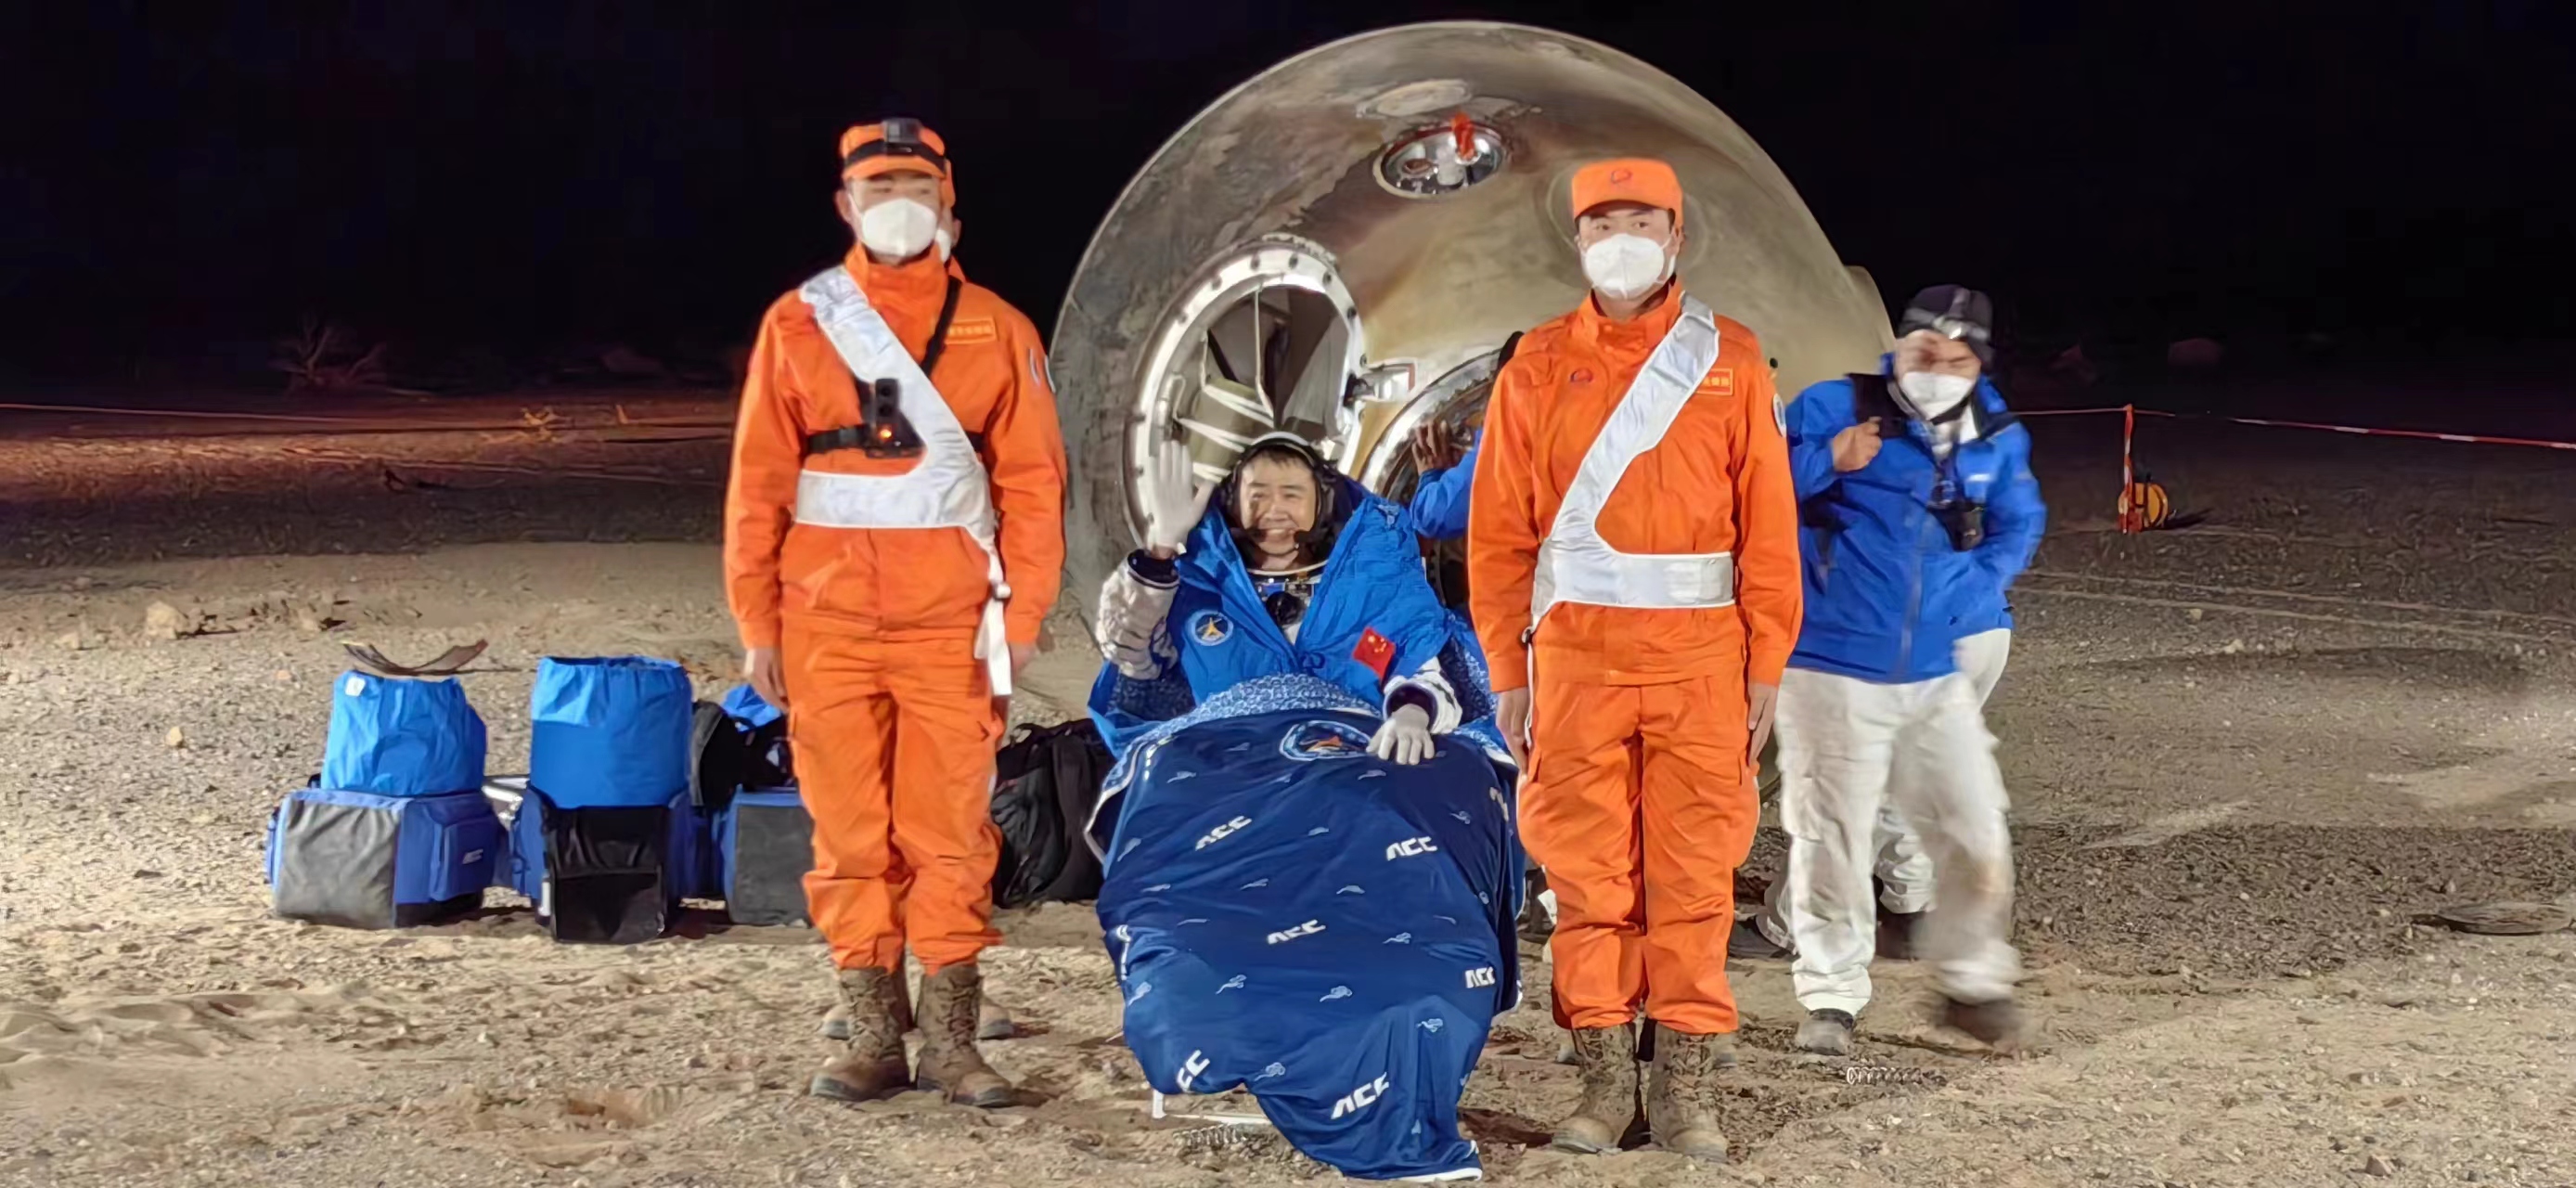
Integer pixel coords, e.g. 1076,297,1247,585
1776,629,2019,1015
1752,629,2010,945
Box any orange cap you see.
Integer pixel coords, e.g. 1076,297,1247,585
840,118,955,206
1569,158,1683,228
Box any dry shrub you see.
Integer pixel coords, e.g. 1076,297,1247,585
273,316,390,394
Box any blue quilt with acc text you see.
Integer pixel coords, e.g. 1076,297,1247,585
1096,682,1521,1181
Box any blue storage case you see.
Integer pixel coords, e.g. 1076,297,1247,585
266,787,500,928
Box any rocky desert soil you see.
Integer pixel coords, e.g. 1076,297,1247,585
2,394,2570,1187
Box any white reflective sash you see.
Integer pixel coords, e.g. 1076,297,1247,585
1527,293,1738,634
793,266,1015,696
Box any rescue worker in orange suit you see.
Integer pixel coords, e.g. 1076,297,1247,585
1468,159,1803,1160
724,119,1066,1108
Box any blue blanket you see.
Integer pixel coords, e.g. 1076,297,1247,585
1092,667,1520,1181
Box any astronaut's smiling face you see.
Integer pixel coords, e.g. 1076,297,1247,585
1237,454,1318,565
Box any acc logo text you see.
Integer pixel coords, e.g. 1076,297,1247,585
1265,919,1325,945
1194,815,1252,849
1331,1074,1393,1120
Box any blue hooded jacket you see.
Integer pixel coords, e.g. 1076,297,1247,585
1784,360,2043,683
1088,476,1459,755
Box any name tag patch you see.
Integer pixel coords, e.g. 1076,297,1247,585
1698,368,1734,395
946,317,998,345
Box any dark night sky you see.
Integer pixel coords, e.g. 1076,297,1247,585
5,0,2572,387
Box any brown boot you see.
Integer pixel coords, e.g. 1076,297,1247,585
819,970,917,1041
1938,995,2026,1053
914,963,1015,1108
1643,1025,1732,1162
1549,1023,1640,1154
808,966,911,1103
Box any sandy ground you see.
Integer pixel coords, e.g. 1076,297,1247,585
3,400,2573,1187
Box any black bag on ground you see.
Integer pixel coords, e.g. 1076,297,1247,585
688,698,792,813
715,789,813,926
989,719,1114,909
539,802,674,945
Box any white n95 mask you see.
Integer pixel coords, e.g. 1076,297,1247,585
1581,234,1673,301
857,197,940,260
1897,370,1976,420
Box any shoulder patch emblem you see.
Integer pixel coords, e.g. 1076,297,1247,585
945,317,998,345
1188,609,1233,646
1773,391,1788,434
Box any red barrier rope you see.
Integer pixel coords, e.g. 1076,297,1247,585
2179,413,2576,452
2015,403,2576,534
2020,403,2576,450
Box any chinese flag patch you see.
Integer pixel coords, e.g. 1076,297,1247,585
1352,627,1396,679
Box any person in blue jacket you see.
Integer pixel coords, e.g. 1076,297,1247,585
1405,330,1526,545
1408,425,1479,542
1771,286,2044,1059
1091,431,1464,761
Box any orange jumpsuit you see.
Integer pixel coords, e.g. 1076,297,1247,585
725,247,1065,975
1467,287,1802,1035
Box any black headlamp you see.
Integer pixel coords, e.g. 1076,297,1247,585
1896,286,1995,366
842,117,949,174
1925,315,1989,349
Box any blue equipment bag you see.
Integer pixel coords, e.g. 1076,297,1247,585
266,786,500,929
1096,690,1520,1182
501,657,700,944
714,788,813,926
719,683,783,730
321,671,486,798
529,656,693,809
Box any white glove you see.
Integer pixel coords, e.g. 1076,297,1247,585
1369,704,1436,766
1143,437,1217,553
1095,567,1177,678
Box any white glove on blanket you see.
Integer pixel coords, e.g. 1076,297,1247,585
1143,437,1217,554
1369,704,1436,766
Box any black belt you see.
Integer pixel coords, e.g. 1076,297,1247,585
803,425,986,457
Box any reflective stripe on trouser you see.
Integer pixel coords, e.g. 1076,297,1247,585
1775,661,2019,1016
1521,673,1757,1036
1755,628,2012,945
781,626,1004,975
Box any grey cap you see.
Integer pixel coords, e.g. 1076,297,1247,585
1896,285,1994,365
